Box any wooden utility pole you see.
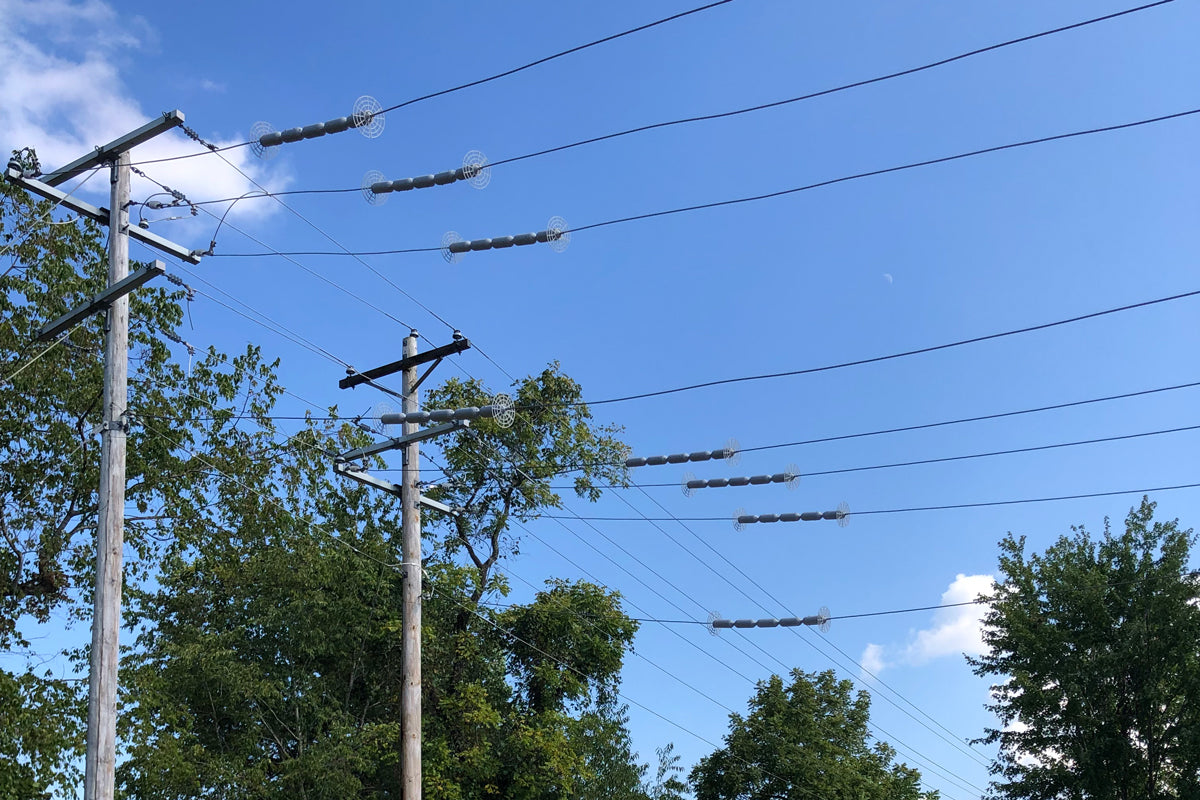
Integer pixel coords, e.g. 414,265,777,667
335,330,500,800
5,110,202,800
400,330,422,800
85,149,131,800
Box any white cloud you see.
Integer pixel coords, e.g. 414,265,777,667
860,573,995,675
901,573,995,665
0,0,287,244
861,642,886,675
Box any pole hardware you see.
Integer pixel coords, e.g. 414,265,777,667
339,335,471,390
37,261,166,341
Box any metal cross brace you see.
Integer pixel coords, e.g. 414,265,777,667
333,461,461,517
3,168,202,264
336,420,469,462
37,261,165,341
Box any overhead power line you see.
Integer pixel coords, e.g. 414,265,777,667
210,107,1200,258
545,423,1200,488
477,598,987,624
572,289,1200,407
536,481,1200,522
126,0,738,167
190,0,1179,209
170,377,1200,441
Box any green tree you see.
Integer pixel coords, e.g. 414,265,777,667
690,668,936,800
646,743,688,800
969,498,1200,799
120,365,650,799
1,150,287,799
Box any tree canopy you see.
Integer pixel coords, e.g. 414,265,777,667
1,151,292,798
690,668,937,800
2,149,668,800
970,498,1200,799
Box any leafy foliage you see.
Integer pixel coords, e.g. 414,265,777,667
423,369,628,602
0,151,292,798
120,364,652,799
690,668,937,800
969,498,1200,799
3,150,665,800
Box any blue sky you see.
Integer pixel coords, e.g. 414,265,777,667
3,1,1198,797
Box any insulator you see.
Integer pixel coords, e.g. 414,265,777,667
728,476,750,487
468,239,493,251
689,451,712,462
492,236,515,248
448,241,471,254
461,150,491,189
434,170,458,185
362,171,387,206
490,393,516,428
412,175,436,189
513,233,539,246
800,512,822,521
351,95,385,138
625,457,647,467
732,619,755,629
711,619,733,629
323,116,351,134
666,454,689,464
390,178,416,192
300,122,326,139
546,215,570,253
758,514,780,523
279,127,304,143
645,456,669,466
756,618,779,628
778,617,803,627
749,475,771,485
251,121,282,159
441,232,465,265
707,478,729,488
428,409,454,422
779,512,801,522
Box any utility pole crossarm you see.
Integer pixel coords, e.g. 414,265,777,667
40,110,185,187
3,168,202,264
333,463,462,517
37,261,165,342
333,460,402,497
339,336,470,390
336,420,469,463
